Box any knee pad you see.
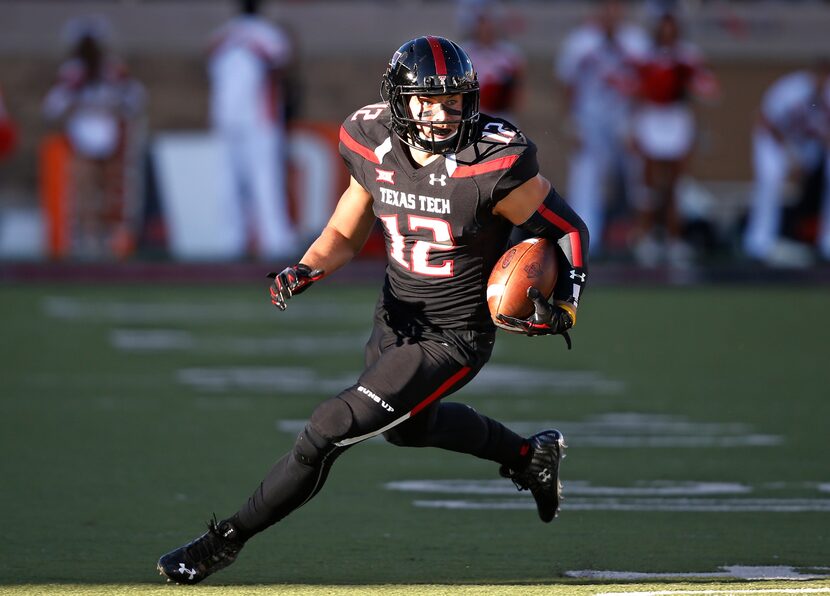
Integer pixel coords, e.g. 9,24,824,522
293,397,354,466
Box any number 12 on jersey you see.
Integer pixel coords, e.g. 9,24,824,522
379,214,456,277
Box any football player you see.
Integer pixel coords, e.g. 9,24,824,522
743,59,830,266
207,0,298,259
457,0,526,123
157,36,589,585
556,0,647,257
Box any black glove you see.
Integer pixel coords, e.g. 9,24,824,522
496,287,576,349
267,264,324,311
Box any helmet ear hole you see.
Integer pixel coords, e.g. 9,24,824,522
380,74,392,102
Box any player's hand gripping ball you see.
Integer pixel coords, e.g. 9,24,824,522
487,238,558,323
487,237,573,347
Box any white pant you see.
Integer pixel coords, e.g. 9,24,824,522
217,124,297,259
743,129,830,259
632,103,694,161
567,122,634,255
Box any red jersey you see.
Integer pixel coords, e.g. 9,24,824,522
636,42,716,104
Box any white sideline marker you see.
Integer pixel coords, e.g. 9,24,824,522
569,565,828,582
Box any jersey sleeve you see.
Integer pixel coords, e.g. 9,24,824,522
491,137,539,204
337,113,375,190
762,73,807,131
42,61,81,120
517,185,590,307
258,23,293,68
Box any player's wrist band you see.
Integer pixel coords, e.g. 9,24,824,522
554,300,577,327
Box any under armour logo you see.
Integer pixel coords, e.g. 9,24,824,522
429,174,447,186
569,269,586,283
538,468,552,483
178,563,197,580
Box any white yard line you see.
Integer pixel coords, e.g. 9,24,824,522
111,329,365,353
387,478,830,513
179,366,624,395
276,411,781,447
412,497,830,512
42,296,371,323
386,479,753,496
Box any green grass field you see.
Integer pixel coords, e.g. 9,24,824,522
1,280,829,595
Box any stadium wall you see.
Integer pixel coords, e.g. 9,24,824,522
1,1,829,197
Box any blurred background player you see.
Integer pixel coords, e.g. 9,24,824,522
628,9,719,268
742,59,830,267
456,0,526,124
0,85,18,163
0,83,18,232
42,15,146,259
555,0,648,259
208,0,298,260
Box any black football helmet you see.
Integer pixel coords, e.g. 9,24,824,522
381,36,480,155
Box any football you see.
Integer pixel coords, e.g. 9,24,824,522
487,237,558,328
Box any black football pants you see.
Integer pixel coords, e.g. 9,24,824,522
232,308,530,539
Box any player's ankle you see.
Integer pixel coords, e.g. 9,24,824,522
223,515,253,544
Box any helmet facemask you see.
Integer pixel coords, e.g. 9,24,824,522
381,36,480,155
391,87,479,155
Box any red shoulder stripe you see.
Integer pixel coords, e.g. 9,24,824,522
450,154,519,178
537,204,584,267
339,126,380,164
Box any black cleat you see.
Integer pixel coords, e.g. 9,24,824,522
499,429,566,523
157,517,245,585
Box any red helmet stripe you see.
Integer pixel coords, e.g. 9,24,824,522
426,36,447,76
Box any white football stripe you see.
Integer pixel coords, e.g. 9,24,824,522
486,284,505,300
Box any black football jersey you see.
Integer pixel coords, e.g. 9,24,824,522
339,103,539,330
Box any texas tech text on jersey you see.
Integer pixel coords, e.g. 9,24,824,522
339,103,540,331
